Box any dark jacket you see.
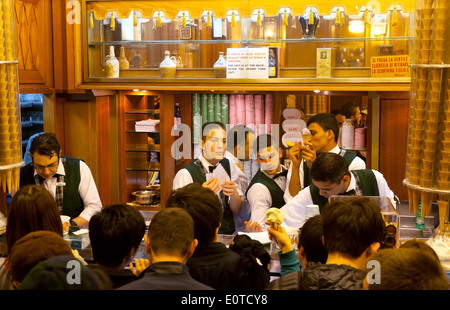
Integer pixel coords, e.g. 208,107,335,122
267,262,366,290
116,262,213,290
87,264,139,289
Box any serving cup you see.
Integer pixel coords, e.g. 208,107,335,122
433,28,446,39
418,8,433,19
442,121,450,131
428,100,440,111
440,150,450,161
441,140,450,150
420,39,432,50
418,79,428,90
443,131,450,141
433,39,446,50
413,128,424,139
414,118,425,128
409,176,420,185
445,110,450,120
410,167,421,177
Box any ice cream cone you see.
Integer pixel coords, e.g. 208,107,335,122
420,191,433,218
437,196,449,233
412,189,420,216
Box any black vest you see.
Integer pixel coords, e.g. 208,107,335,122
184,157,235,234
303,150,357,188
20,155,84,219
246,169,286,209
309,169,380,212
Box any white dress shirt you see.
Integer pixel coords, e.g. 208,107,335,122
281,169,395,229
34,158,102,221
173,153,244,198
284,145,367,200
247,166,287,227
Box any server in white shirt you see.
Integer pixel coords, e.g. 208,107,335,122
286,113,366,200
173,122,243,234
281,153,395,229
225,124,255,232
20,133,102,227
246,134,292,228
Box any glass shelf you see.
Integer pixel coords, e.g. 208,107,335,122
88,36,412,46
125,109,160,115
125,130,160,134
126,144,160,153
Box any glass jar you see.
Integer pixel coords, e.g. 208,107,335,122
159,50,176,78
213,52,227,78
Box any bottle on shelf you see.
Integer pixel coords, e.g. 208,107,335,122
416,201,424,230
268,48,277,78
213,52,227,78
118,46,129,69
159,50,176,78
131,50,142,69
105,46,119,78
174,102,181,129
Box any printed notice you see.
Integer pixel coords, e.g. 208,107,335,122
370,55,410,77
227,48,269,79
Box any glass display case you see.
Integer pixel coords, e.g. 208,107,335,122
82,0,413,83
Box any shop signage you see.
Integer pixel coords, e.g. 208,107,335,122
227,47,269,79
370,55,410,78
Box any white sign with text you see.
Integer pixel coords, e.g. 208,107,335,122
226,47,269,79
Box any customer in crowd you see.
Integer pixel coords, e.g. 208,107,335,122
286,113,366,198
400,238,441,262
20,132,102,227
246,134,293,229
268,197,385,290
173,122,243,234
0,185,64,290
364,248,449,290
20,255,110,290
281,153,395,228
88,203,147,289
117,207,213,290
267,215,327,277
8,231,75,289
225,124,255,232
166,183,269,289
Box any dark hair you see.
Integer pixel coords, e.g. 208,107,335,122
166,183,222,246
367,248,449,290
307,113,340,143
254,134,278,154
202,122,226,142
226,124,254,153
298,215,328,264
341,103,358,119
89,204,146,268
401,238,440,262
148,207,194,257
29,133,61,158
321,197,385,259
7,185,63,254
310,153,350,184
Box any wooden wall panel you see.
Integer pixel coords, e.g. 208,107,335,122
15,0,53,89
379,92,410,201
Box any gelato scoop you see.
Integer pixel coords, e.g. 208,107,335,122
301,128,312,144
266,208,285,230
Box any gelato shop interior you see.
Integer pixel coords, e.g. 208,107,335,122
0,0,449,288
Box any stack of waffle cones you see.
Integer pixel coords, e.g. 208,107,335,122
0,0,22,194
406,0,449,229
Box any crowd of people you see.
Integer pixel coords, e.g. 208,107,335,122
1,106,448,291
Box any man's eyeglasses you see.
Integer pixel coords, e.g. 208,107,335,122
34,161,59,171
